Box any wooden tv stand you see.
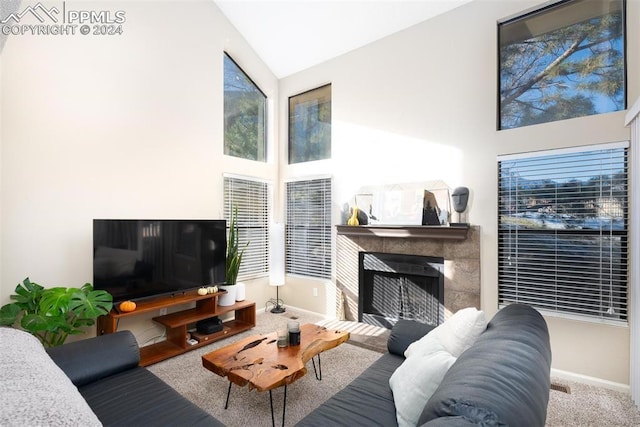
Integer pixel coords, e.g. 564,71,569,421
97,290,256,366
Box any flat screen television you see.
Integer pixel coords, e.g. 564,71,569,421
93,219,227,303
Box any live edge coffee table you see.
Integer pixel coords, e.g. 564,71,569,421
201,323,349,427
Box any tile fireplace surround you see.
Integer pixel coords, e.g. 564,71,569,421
335,226,480,322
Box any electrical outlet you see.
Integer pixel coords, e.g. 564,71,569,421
313,288,318,297
159,308,168,315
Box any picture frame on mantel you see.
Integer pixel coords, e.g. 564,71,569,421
357,181,452,226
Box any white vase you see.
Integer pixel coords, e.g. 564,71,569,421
218,285,237,306
235,282,246,301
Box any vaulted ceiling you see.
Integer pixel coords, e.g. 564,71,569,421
213,0,474,78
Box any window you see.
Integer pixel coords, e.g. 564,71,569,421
288,84,331,164
498,0,626,130
224,53,267,161
285,177,332,279
223,176,271,281
498,142,628,323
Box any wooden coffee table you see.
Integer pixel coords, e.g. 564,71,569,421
202,323,349,426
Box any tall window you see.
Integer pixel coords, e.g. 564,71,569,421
285,177,332,279
498,142,628,323
223,176,271,281
224,53,267,161
288,84,331,164
498,0,626,130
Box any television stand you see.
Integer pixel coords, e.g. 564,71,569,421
97,290,255,366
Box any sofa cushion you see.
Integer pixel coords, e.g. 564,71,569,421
79,366,223,427
388,309,485,427
389,341,457,427
418,304,551,427
296,352,403,426
0,327,102,427
405,307,486,358
47,330,140,387
387,319,436,356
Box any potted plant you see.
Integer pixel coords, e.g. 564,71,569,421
0,277,113,347
219,206,249,306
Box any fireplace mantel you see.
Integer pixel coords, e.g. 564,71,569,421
336,224,469,240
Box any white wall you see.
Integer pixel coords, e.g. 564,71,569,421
0,1,278,329
279,0,639,387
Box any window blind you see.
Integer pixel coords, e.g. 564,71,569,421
223,176,271,281
498,142,628,323
285,177,332,279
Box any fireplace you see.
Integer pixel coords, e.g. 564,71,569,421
358,252,444,329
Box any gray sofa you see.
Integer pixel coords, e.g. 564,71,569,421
1,303,550,427
296,303,552,426
0,327,222,427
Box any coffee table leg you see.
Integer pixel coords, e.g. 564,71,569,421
312,353,322,380
268,385,288,427
224,381,232,409
269,390,275,427
282,385,287,427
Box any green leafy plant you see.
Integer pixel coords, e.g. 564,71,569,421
226,206,249,285
0,277,113,347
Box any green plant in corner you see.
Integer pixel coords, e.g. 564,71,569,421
226,206,249,285
0,277,113,347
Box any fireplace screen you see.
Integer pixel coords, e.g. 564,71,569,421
359,252,444,328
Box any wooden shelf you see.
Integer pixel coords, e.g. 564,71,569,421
107,290,225,318
336,224,469,240
190,320,254,346
140,340,184,366
97,292,256,366
153,300,254,329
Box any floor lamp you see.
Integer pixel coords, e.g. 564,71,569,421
269,283,285,313
268,223,286,314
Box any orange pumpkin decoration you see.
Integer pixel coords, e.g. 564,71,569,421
119,300,136,312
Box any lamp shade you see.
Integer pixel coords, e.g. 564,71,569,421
269,223,285,286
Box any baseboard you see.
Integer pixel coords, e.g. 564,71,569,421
257,303,328,320
551,368,630,394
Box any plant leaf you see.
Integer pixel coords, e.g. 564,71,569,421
21,313,52,332
0,303,20,326
39,287,73,317
226,205,250,284
69,287,113,319
11,278,44,312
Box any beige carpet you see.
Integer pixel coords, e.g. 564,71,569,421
546,378,640,426
148,310,640,426
147,310,380,427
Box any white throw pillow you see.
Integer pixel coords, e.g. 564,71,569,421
405,307,487,358
390,341,457,427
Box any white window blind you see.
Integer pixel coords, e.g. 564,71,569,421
498,142,628,323
223,176,271,281
285,177,332,279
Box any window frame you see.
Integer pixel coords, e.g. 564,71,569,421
288,84,332,164
285,176,332,279
497,0,627,130
497,142,629,324
223,174,272,282
223,52,268,162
